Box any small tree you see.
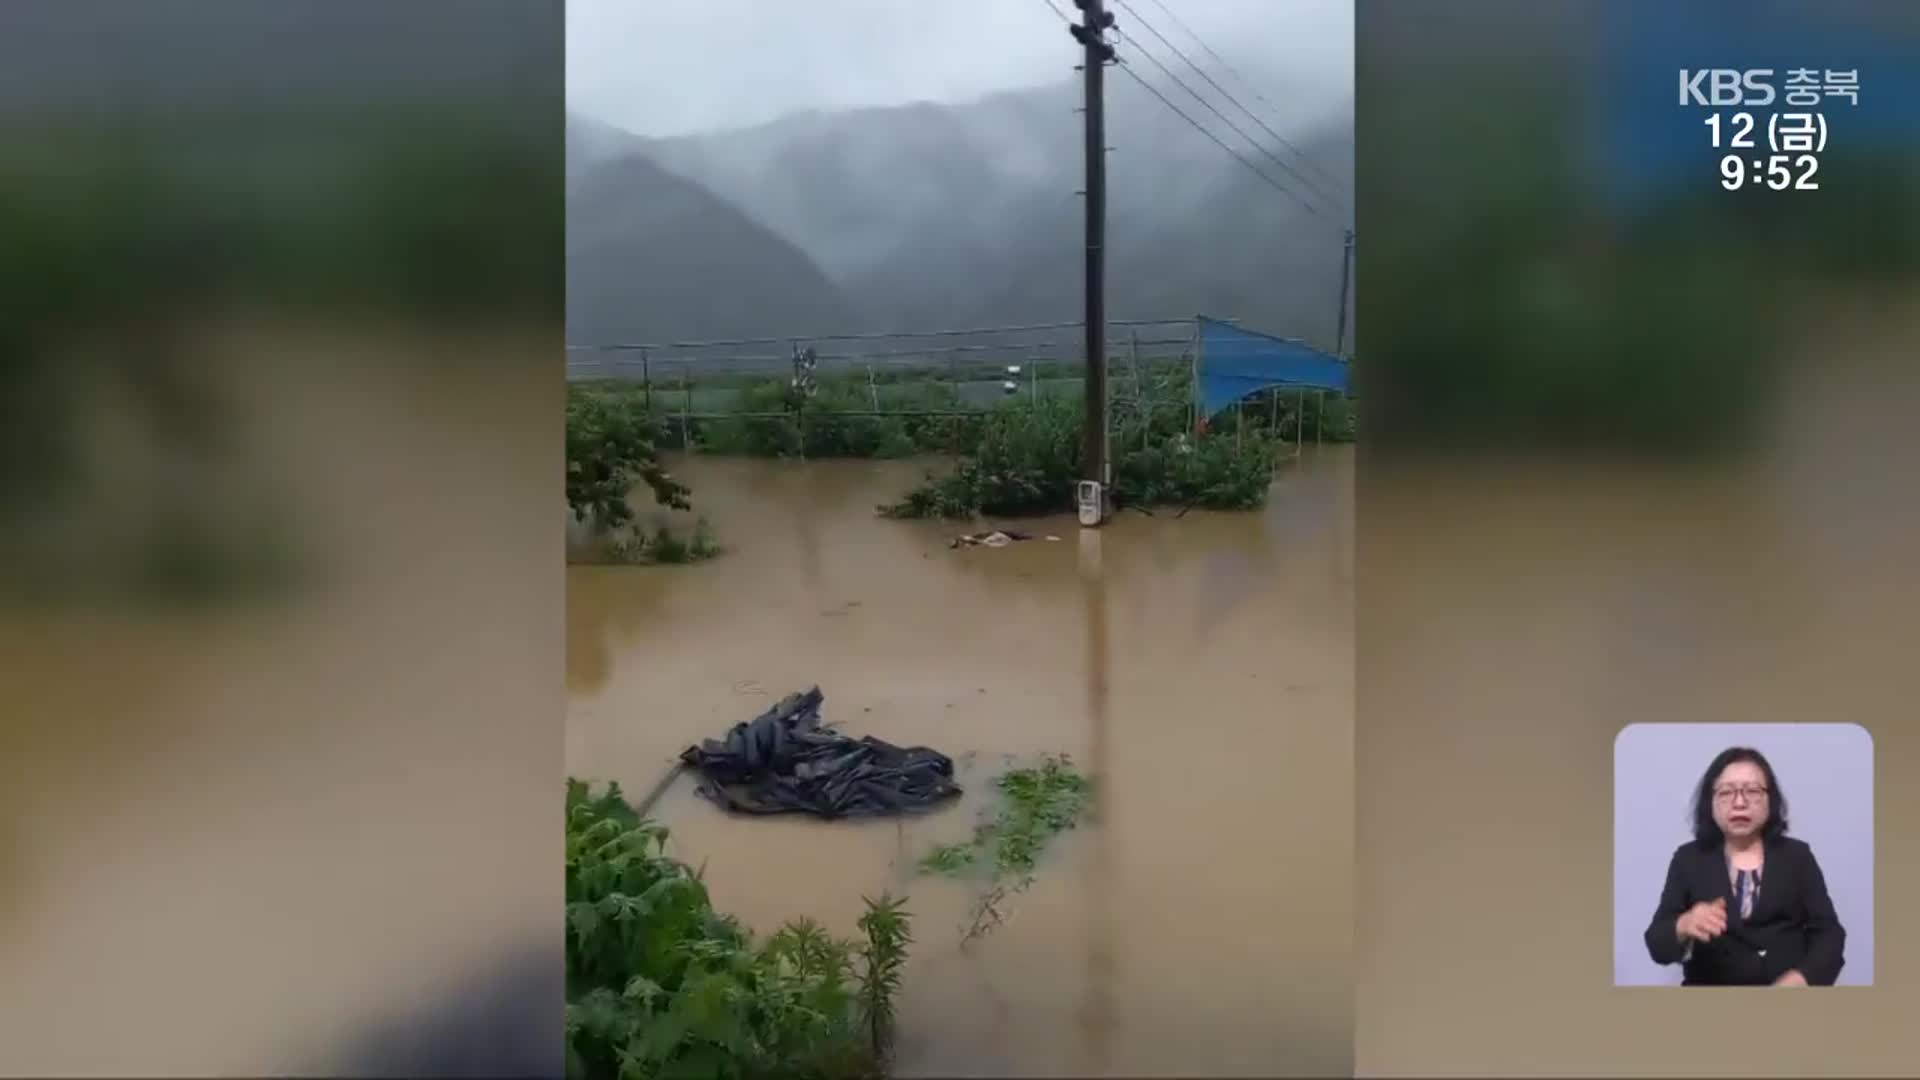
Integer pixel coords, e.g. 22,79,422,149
566,385,689,530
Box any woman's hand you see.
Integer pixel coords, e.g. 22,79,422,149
1773,969,1808,987
1675,897,1727,944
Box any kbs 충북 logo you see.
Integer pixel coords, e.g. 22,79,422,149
1677,68,1859,108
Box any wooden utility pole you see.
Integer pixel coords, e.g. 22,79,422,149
1068,6,1118,1063
1335,227,1355,359
1071,0,1116,523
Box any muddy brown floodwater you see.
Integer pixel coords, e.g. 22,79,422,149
567,446,1354,1077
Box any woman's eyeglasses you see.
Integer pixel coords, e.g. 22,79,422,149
1713,785,1770,804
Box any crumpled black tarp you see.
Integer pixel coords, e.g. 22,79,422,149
679,687,963,818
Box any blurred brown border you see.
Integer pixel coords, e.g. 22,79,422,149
0,3,563,1074
1354,1,1919,1074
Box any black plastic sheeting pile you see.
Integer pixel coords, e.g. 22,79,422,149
679,687,963,818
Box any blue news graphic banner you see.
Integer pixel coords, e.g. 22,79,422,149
1594,1,1920,200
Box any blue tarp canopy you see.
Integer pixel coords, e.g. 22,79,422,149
1195,317,1349,417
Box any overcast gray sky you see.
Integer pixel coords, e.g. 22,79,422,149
567,0,1351,137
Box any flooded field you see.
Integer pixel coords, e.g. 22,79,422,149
567,447,1354,1076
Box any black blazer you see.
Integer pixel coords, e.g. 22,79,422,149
1644,836,1846,986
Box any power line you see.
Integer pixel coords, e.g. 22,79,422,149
1111,0,1349,214
1107,51,1320,213
565,316,1206,353
1128,0,1351,203
1113,34,1320,214
1044,0,1328,216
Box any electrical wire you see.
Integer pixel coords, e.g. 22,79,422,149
1126,0,1352,204
1111,48,1323,216
1110,5,1345,215
1039,0,1329,217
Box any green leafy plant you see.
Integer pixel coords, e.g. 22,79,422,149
880,397,1083,519
1112,428,1278,512
564,779,908,1080
917,843,975,875
855,893,911,1066
648,526,691,565
916,755,1093,946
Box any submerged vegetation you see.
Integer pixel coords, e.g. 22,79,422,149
881,398,1285,519
693,380,981,460
920,755,1093,882
578,375,985,460
566,780,911,1080
570,365,1353,521
918,755,1093,946
604,517,722,566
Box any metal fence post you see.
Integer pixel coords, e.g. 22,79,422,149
790,340,807,461
1127,329,1142,429
1188,316,1202,435
681,362,693,450
1295,387,1306,458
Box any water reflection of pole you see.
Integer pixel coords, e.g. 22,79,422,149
797,468,822,587
1077,529,1114,1071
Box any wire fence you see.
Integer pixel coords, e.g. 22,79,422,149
564,316,1213,427
567,315,1354,455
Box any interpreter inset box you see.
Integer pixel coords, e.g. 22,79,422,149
1613,723,1873,987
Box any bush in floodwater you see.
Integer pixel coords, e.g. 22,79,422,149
565,779,910,1080
1228,387,1357,444
603,518,721,566
880,396,1081,519
881,396,1279,519
1113,431,1277,511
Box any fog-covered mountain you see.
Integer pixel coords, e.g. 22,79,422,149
567,66,1352,348
566,116,854,345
